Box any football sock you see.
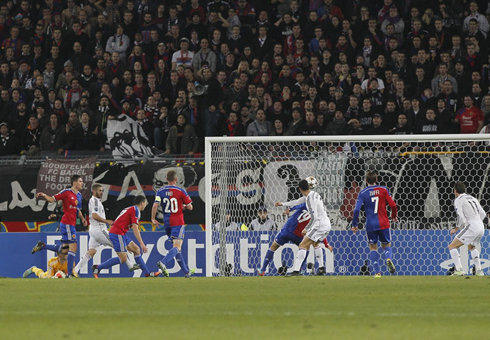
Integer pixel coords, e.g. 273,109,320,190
293,248,307,272
384,246,393,260
97,256,121,270
125,258,136,270
45,244,59,253
75,253,92,273
162,247,179,267
369,250,380,274
67,251,76,275
32,267,43,277
470,249,481,272
314,247,324,267
260,249,275,272
134,254,150,275
450,249,463,271
175,252,189,274
300,251,309,272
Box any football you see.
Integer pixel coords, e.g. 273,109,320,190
305,176,318,189
53,271,66,279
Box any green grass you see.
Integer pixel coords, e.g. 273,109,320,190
1,276,489,339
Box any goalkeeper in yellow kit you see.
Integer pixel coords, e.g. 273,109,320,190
23,245,69,278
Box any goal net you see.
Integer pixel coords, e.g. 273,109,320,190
204,135,490,277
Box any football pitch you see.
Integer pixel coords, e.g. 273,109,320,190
1,276,489,339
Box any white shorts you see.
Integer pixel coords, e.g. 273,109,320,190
305,220,331,243
88,228,113,249
456,224,484,246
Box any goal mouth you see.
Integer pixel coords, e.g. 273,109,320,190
205,134,490,277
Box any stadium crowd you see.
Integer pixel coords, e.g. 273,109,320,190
1,0,490,157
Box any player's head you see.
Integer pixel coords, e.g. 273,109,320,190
366,171,377,185
298,179,310,195
166,170,177,183
454,181,466,195
71,175,83,190
134,195,148,209
92,183,103,198
58,244,69,257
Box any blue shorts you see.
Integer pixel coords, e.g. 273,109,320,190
275,230,303,246
109,233,132,252
60,223,77,244
166,225,185,240
367,229,391,245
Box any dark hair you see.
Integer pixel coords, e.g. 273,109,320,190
71,175,82,185
366,171,377,185
454,181,466,194
299,179,309,191
134,195,147,205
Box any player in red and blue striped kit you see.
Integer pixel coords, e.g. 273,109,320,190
36,175,87,277
351,171,398,276
152,170,193,278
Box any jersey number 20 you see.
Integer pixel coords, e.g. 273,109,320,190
163,197,179,213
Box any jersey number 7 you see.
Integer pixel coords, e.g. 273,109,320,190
371,196,379,214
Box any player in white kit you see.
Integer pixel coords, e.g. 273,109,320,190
449,182,487,276
275,179,331,275
74,184,139,274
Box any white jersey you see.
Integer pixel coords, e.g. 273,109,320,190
281,190,330,231
249,218,277,231
454,193,486,230
88,196,108,231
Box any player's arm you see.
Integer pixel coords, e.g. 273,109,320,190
276,197,306,207
386,192,398,222
452,199,466,234
151,195,161,225
131,224,148,253
36,192,56,203
183,202,193,211
92,212,112,225
351,195,364,233
78,209,87,226
290,203,307,211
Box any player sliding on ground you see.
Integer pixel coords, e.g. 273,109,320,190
257,202,333,276
351,171,397,277
24,245,70,279
92,195,161,278
449,181,486,276
275,178,331,276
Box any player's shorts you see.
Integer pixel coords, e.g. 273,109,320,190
88,228,113,249
59,223,77,244
109,233,132,253
456,224,484,246
166,225,185,240
305,220,331,243
275,230,303,246
367,229,391,245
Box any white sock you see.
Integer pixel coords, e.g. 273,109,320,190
470,249,481,272
450,249,463,271
74,253,92,273
314,247,324,267
293,248,307,271
126,259,135,269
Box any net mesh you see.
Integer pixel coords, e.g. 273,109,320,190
208,137,490,276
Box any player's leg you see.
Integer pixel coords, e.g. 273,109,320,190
60,223,78,277
314,244,325,274
380,229,395,274
157,226,185,277
367,231,381,276
468,230,484,276
93,233,125,278
75,247,97,274
448,237,465,275
31,240,59,254
258,241,281,275
292,237,315,274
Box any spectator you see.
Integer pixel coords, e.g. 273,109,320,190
247,109,272,136
453,95,484,134
165,113,199,156
20,114,42,156
0,122,19,156
40,113,65,154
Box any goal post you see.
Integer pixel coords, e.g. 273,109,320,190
205,134,490,277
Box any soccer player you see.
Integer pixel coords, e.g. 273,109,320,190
152,169,194,278
74,183,140,274
23,245,70,279
258,203,333,276
275,179,331,276
351,171,398,277
36,175,87,277
448,181,486,276
92,195,160,278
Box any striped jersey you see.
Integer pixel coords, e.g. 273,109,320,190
110,206,140,235
154,185,192,227
454,193,486,229
283,203,312,238
53,189,82,226
281,190,329,231
352,185,397,231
